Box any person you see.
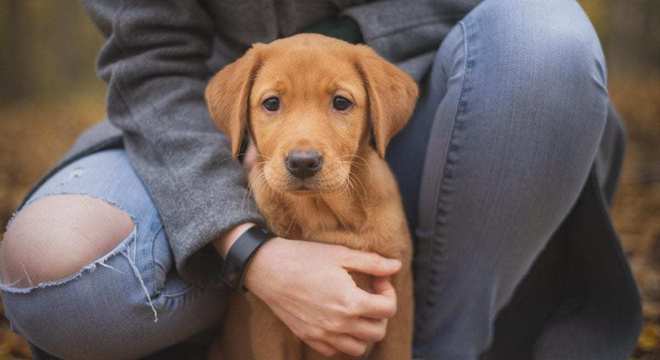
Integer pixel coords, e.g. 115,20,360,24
0,0,642,359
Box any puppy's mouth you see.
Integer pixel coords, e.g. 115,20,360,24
286,177,322,194
285,173,351,195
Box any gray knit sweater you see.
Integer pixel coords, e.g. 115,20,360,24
37,0,481,286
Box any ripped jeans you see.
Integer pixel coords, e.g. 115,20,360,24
0,150,228,359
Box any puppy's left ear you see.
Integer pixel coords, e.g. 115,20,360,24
355,45,419,158
205,45,262,159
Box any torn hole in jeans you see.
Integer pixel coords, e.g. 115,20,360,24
0,194,159,322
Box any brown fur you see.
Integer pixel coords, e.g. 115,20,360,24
205,34,418,360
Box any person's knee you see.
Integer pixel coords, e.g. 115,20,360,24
0,194,134,288
471,0,605,84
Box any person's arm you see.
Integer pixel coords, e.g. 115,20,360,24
82,0,265,285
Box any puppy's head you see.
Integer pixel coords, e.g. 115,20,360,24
206,34,418,194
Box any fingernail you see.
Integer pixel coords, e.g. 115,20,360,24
388,259,401,268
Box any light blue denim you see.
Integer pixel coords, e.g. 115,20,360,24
1,149,229,359
1,0,640,359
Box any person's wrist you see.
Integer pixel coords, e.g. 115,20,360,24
213,222,255,258
218,225,275,291
243,237,282,294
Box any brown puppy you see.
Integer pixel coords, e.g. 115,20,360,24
205,34,418,360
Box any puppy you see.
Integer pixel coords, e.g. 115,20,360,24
205,34,418,360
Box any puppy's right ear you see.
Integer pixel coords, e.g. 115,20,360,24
205,46,262,159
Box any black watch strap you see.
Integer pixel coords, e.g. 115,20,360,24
221,226,274,292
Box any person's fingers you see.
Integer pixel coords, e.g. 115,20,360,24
324,332,369,358
339,249,401,276
343,317,388,342
242,141,258,171
350,286,397,319
270,304,339,357
372,276,396,297
305,339,337,358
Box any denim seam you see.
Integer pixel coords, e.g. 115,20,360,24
416,19,474,342
136,221,160,298
148,225,197,302
150,225,166,290
158,284,196,299
148,227,197,302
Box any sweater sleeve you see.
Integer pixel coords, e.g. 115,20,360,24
82,0,265,286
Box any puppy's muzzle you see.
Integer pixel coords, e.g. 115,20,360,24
285,149,323,179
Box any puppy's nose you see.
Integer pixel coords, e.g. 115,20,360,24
285,150,323,179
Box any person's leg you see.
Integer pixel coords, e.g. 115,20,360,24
388,0,637,358
0,149,228,359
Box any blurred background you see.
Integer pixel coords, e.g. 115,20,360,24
0,1,658,359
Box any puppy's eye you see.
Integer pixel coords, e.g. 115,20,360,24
332,96,352,111
262,97,280,112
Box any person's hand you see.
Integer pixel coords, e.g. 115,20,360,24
242,141,258,172
244,237,401,357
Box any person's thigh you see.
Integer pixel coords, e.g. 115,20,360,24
0,149,228,359
388,0,613,358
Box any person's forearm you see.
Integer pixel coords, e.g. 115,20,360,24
213,222,256,257
82,0,265,286
212,141,260,259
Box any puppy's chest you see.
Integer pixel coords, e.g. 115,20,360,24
258,195,369,247
268,199,349,234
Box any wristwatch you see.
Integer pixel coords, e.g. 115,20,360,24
220,226,275,292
